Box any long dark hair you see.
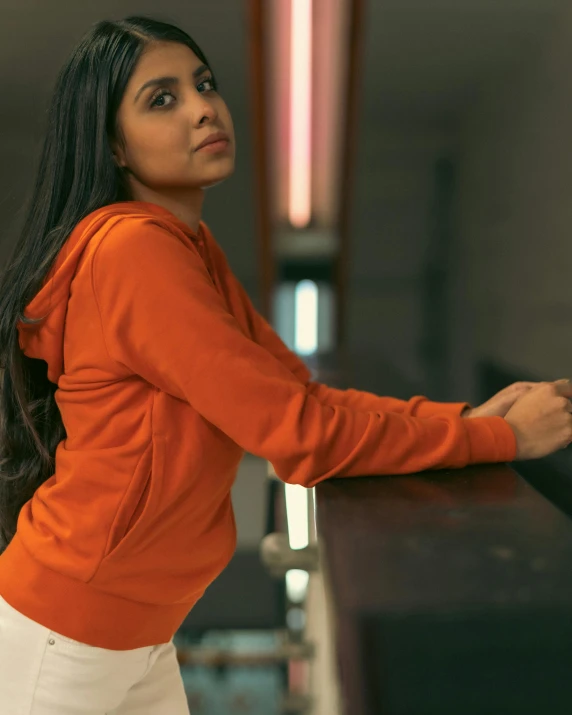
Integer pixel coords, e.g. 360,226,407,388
0,16,213,550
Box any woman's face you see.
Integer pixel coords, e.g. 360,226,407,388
113,41,235,195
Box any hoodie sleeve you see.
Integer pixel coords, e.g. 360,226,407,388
204,230,470,419
92,219,516,487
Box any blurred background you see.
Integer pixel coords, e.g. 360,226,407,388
2,0,572,712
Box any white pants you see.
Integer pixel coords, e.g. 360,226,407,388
0,594,190,714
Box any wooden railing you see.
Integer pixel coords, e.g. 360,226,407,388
316,462,572,715
260,355,572,713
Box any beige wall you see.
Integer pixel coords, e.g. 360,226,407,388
349,124,453,388
451,8,572,402
0,133,39,264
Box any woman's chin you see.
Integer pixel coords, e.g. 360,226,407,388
199,165,235,190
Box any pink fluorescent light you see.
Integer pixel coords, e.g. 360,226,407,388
289,0,312,228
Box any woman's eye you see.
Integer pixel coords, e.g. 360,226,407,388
150,91,175,109
197,77,216,93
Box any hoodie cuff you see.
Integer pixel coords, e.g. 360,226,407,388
413,399,471,419
463,416,517,464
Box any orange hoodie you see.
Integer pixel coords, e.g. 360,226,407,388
0,201,516,650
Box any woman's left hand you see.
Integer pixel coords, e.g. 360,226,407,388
463,382,538,419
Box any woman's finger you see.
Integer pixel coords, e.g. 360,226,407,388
505,382,536,395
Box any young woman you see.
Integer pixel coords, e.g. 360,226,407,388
0,15,570,715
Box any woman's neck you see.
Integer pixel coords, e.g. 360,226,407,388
127,184,205,234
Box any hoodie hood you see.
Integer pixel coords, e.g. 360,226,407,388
17,201,198,384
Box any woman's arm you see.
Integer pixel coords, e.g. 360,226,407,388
204,229,470,419
92,220,515,487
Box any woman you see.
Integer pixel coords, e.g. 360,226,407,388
0,15,570,715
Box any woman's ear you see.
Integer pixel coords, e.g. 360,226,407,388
109,135,128,169
112,149,127,169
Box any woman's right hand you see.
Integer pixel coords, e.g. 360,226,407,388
504,380,572,460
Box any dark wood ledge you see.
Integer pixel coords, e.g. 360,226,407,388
316,463,572,715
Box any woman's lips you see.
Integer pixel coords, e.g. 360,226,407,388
196,138,230,154
194,131,231,153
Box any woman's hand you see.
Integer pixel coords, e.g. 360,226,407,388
504,381,572,460
463,381,539,419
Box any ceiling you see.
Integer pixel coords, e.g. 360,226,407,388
0,0,568,272
0,0,567,132
362,0,568,124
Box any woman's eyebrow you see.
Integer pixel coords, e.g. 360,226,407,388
134,65,210,103
134,76,178,103
193,63,209,78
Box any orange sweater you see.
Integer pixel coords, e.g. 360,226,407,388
0,201,516,650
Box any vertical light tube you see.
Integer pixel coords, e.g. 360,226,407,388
285,483,309,550
294,280,318,355
289,0,312,228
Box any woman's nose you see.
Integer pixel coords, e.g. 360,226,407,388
194,96,218,126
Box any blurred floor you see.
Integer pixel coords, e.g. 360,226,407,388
177,631,283,715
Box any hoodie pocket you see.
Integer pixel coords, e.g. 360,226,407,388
101,436,165,561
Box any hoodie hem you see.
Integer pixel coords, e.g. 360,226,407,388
0,535,200,650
